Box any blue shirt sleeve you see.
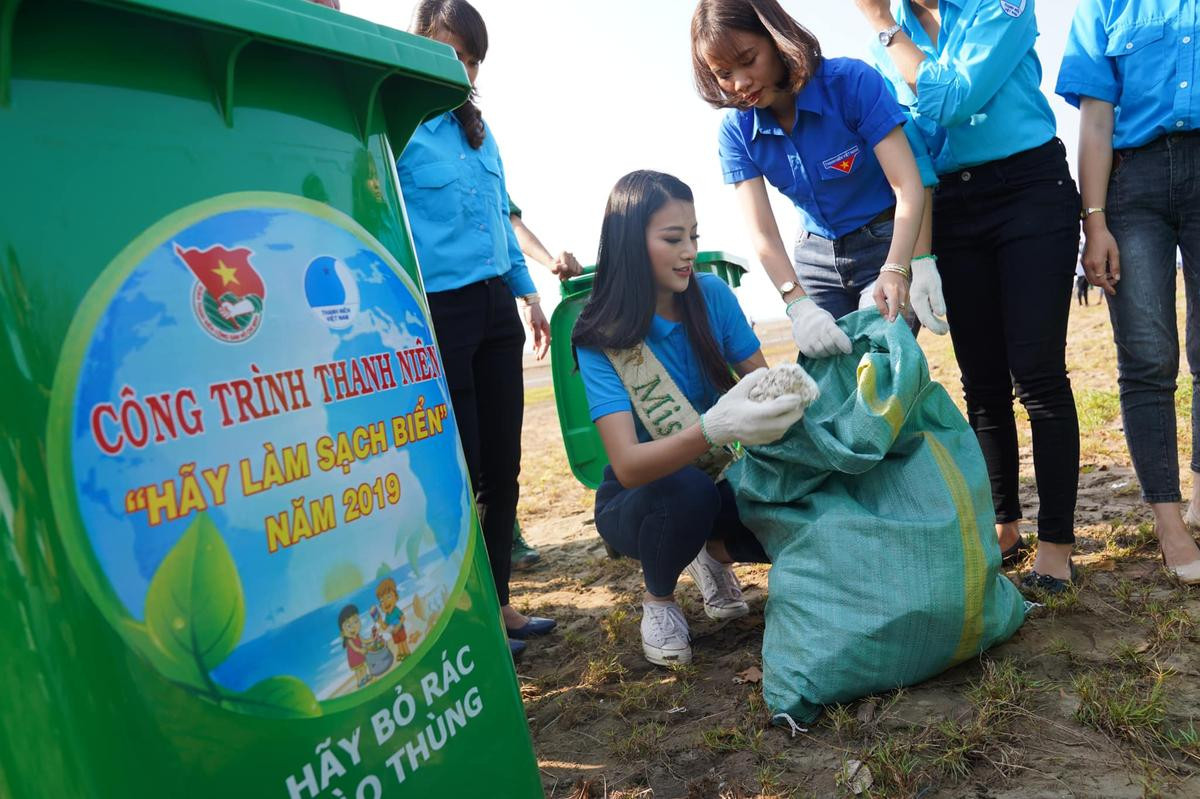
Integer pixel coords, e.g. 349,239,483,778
577,346,632,421
841,60,907,149
1055,0,1120,108
717,111,762,185
869,41,939,188
698,274,760,364
916,0,1039,127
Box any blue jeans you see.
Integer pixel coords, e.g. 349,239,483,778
793,217,894,318
594,466,769,597
1106,132,1200,503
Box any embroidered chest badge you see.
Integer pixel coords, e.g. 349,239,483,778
822,145,860,175
1000,0,1026,18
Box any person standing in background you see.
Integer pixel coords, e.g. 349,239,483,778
397,0,556,656
855,0,1083,594
1057,0,1200,584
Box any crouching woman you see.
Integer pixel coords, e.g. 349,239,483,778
572,170,806,666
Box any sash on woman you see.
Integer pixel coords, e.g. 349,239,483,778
604,344,740,481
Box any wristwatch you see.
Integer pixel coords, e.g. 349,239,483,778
777,280,798,299
877,23,903,46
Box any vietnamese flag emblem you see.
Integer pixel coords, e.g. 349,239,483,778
822,145,860,175
174,243,268,343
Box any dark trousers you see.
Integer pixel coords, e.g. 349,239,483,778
427,278,525,606
1106,132,1200,502
594,465,769,597
933,138,1081,544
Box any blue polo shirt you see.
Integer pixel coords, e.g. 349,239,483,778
577,274,760,439
1057,0,1199,149
717,57,906,240
872,0,1057,175
396,112,536,297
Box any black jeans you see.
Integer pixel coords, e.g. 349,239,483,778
427,278,525,606
933,138,1081,544
594,465,769,597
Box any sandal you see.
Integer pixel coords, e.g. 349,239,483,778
999,536,1026,568
1020,560,1078,596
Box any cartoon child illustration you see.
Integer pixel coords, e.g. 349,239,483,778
338,604,370,688
374,577,410,659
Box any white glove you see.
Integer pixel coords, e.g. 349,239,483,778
786,297,852,358
909,258,949,334
701,368,806,447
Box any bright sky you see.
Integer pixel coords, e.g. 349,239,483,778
340,0,1081,323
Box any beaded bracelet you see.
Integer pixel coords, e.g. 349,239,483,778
879,262,912,281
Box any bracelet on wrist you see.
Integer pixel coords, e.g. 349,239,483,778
520,292,541,306
879,262,912,281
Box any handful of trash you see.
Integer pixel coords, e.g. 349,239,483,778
746,363,820,408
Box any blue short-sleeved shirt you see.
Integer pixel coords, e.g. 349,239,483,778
717,57,906,240
577,274,760,440
873,0,1057,175
1056,0,1198,149
396,113,536,297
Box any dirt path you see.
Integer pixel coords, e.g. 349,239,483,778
512,295,1200,798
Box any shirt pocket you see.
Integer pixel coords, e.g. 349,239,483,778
1105,21,1171,97
406,160,460,222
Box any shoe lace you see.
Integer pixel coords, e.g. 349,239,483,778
718,566,744,603
648,604,687,642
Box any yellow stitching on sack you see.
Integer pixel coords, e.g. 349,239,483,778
856,359,904,438
924,432,985,664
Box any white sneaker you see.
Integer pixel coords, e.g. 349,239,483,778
641,602,692,666
685,546,750,620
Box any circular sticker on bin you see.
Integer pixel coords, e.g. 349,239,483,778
48,192,473,717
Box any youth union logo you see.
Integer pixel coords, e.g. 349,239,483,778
174,243,267,343
304,255,361,329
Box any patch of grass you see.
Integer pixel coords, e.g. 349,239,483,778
1164,722,1200,765
1147,605,1196,647
701,724,764,754
609,720,667,760
1073,667,1168,742
581,654,627,689
599,607,635,647
523,384,555,405
822,703,860,739
1076,387,1121,433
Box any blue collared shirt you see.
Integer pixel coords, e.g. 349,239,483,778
717,57,906,240
396,113,535,297
872,0,1057,175
1057,0,1199,149
577,274,760,438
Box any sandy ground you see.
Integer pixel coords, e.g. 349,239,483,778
510,286,1199,798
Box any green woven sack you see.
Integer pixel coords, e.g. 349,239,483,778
726,311,1026,723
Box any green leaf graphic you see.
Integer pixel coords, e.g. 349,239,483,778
145,512,245,674
225,676,322,719
121,618,207,690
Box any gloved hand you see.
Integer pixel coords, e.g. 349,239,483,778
858,281,878,311
909,258,949,334
785,296,852,358
701,368,806,447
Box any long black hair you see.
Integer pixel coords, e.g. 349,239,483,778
573,170,735,395
410,0,488,149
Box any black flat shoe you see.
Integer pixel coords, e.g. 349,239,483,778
1020,560,1078,595
1000,536,1026,568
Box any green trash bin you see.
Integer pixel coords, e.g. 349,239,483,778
549,251,749,489
0,1,541,796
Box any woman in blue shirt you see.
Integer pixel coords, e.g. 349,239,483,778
691,0,947,362
573,170,805,666
856,0,1083,593
398,0,556,656
1057,0,1200,584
